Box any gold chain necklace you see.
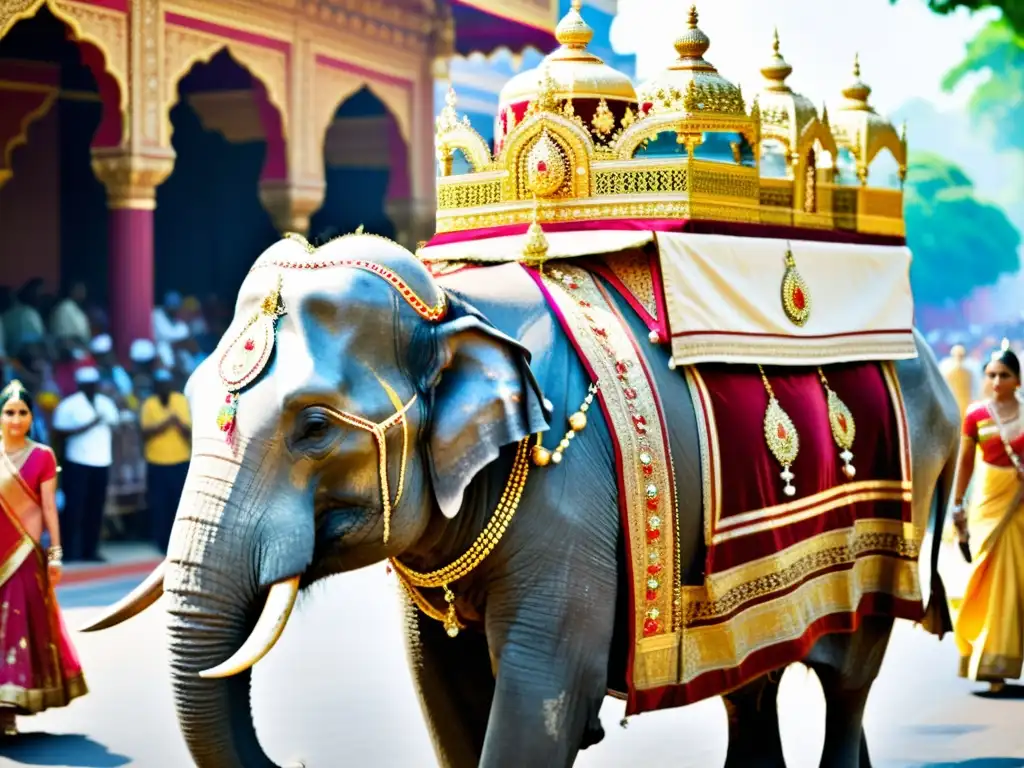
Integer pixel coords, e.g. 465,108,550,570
390,437,531,637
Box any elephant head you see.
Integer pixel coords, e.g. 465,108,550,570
83,234,550,767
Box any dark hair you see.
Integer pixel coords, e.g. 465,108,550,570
989,341,1021,379
0,381,34,412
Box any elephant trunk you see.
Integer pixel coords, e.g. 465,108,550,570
163,458,285,768
166,604,275,768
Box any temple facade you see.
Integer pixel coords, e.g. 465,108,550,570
0,0,604,357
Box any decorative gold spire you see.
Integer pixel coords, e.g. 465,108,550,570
761,28,793,91
555,0,594,50
842,53,873,108
522,204,550,267
638,4,747,117
674,5,712,62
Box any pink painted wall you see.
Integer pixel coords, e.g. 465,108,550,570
0,105,60,291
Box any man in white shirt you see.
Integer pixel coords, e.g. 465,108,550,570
52,366,120,562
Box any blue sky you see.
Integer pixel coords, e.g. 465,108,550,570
610,0,998,114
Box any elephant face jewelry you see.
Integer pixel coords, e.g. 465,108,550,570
216,274,287,446
759,365,799,497
322,377,416,545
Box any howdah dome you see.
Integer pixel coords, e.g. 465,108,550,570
495,0,638,150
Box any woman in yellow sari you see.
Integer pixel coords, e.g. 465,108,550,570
952,340,1024,693
0,380,87,735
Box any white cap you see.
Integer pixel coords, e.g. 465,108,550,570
90,334,113,354
129,338,156,363
74,366,101,384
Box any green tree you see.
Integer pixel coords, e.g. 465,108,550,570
904,151,1020,305
893,0,1024,34
943,19,1024,150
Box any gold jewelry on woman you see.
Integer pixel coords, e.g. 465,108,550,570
47,545,63,567
391,438,531,637
759,366,799,497
531,383,599,467
818,367,857,479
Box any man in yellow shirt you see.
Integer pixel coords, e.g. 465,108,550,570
139,369,191,552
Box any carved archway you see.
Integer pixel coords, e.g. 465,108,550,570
163,24,289,150
309,58,413,183
0,3,120,298
0,0,125,161
309,86,411,246
155,48,284,303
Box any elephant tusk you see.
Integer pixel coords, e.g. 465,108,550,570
78,561,167,633
198,576,300,679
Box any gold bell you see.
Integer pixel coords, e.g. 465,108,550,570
531,445,552,467
568,411,587,432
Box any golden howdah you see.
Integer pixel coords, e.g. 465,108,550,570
434,4,907,240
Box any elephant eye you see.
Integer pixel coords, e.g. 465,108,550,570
293,409,332,448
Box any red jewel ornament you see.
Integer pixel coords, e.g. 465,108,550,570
838,414,848,433
536,160,548,173
642,464,654,476
647,564,662,575
624,387,637,400
792,286,806,311
777,423,787,440
243,338,255,352
643,618,659,636
632,414,648,434
646,528,660,542
646,589,658,601
647,498,659,510
615,361,629,376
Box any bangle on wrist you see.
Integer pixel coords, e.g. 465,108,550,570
46,545,63,564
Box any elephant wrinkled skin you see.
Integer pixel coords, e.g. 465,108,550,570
85,235,959,768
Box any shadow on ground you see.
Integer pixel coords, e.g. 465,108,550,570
0,733,131,766
916,760,1024,767
973,684,1024,700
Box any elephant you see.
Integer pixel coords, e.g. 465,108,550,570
85,232,959,768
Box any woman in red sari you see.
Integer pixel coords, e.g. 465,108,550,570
0,380,87,735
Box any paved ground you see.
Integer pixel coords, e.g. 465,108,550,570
0,542,1023,768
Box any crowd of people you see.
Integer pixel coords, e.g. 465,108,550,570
0,279,231,560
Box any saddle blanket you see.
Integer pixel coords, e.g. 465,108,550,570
530,263,922,715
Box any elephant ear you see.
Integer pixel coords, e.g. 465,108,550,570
423,293,551,519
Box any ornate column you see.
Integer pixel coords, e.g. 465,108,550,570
91,148,175,360
258,180,325,235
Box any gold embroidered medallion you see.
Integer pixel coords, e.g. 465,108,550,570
780,244,810,327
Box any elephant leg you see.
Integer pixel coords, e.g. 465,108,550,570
806,615,893,768
400,593,495,768
478,566,616,768
721,672,786,768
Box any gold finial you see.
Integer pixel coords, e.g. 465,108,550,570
842,53,872,106
674,5,711,62
761,27,793,90
534,63,559,110
555,0,594,49
437,86,460,132
522,203,550,269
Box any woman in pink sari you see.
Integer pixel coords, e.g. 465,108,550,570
0,380,87,736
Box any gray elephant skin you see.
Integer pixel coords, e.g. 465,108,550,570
86,233,959,768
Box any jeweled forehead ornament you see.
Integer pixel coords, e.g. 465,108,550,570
216,273,287,445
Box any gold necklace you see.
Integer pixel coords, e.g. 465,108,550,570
390,438,531,637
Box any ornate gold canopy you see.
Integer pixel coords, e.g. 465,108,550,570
433,4,906,240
